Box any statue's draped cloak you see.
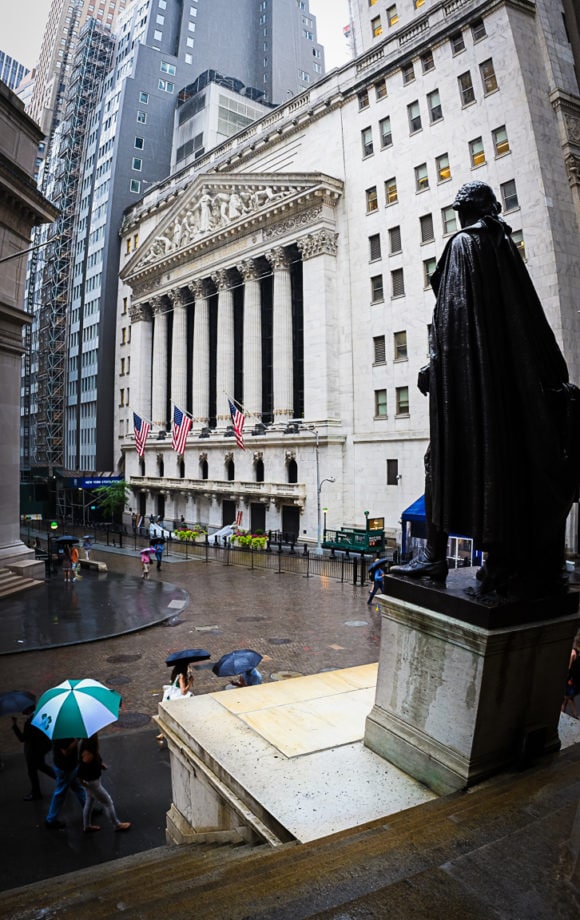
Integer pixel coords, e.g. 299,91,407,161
428,216,573,554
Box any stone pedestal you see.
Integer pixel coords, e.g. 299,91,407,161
365,571,579,795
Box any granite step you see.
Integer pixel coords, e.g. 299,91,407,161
0,568,43,599
1,744,578,919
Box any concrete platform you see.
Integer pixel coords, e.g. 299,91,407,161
160,664,436,844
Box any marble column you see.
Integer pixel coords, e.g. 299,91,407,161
168,287,189,413
129,301,153,422
212,269,235,426
238,258,262,419
189,280,211,430
151,295,169,429
265,247,293,421
297,229,339,420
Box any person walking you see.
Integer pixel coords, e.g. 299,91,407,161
562,638,580,719
154,542,163,571
11,706,55,801
367,565,385,605
157,663,193,745
140,547,152,579
70,544,80,581
62,545,72,583
78,734,131,833
83,536,92,560
231,668,263,687
45,738,86,830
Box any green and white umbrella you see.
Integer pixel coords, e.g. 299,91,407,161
32,679,122,739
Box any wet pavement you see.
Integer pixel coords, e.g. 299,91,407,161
0,542,380,892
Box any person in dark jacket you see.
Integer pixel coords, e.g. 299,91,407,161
78,734,130,833
11,706,55,801
45,738,86,829
392,181,579,599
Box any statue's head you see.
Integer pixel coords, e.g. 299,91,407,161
452,182,501,219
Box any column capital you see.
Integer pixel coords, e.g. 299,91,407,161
129,302,152,323
211,268,234,292
265,246,291,272
150,295,166,316
237,258,261,282
168,287,190,308
297,229,339,260
188,278,213,299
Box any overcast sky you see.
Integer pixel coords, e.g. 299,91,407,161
2,0,351,72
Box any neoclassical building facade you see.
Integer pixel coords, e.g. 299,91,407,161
116,0,580,549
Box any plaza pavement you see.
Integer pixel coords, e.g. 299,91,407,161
0,541,380,892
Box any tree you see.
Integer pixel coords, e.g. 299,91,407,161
93,480,130,524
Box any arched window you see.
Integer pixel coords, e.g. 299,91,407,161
255,459,264,483
139,458,145,476
227,460,235,481
179,459,185,479
158,455,164,477
287,458,298,483
201,459,208,480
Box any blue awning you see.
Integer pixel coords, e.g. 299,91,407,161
401,495,425,522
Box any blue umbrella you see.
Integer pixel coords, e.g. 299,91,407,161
0,690,36,717
165,649,211,667
212,650,262,678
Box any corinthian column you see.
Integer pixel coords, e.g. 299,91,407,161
266,246,293,421
151,295,168,430
238,258,262,420
168,287,189,412
189,280,211,430
129,301,153,420
212,268,235,426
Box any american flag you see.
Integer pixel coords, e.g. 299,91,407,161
172,405,192,454
133,412,151,457
228,399,246,451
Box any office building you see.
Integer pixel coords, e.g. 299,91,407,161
0,52,29,92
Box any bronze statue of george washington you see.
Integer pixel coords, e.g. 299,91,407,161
391,181,579,600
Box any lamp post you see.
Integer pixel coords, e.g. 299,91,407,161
322,507,328,541
317,478,335,555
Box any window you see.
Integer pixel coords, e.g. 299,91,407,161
379,115,392,147
361,126,373,157
396,386,410,416
158,79,175,93
389,225,402,253
408,100,422,133
387,459,399,485
156,14,165,25
188,21,196,31
375,79,387,100
366,186,378,212
511,229,526,259
469,136,485,167
371,15,382,38
160,61,176,75
391,268,405,297
375,389,387,418
450,31,465,54
401,62,415,85
415,162,429,192
458,71,475,105
394,330,407,361
371,275,384,302
132,157,142,171
423,257,437,287
471,18,487,42
373,335,386,364
139,91,149,104
130,179,141,193
125,238,131,255
358,89,369,109
414,0,425,8
436,152,451,182
137,110,147,123
187,37,194,47
427,89,443,123
385,177,398,204
387,4,399,27
369,234,381,261
421,50,434,73
492,125,510,157
369,0,379,5
154,29,162,40
134,136,144,149
500,179,519,212
442,206,457,235
480,58,498,94
420,213,434,242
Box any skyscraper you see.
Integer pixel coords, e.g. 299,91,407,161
0,51,29,92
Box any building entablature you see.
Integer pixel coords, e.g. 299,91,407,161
130,475,307,509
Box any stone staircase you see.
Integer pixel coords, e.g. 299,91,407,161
0,566,43,599
1,743,578,919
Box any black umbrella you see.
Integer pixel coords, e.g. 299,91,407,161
0,690,36,717
54,535,80,544
165,649,211,667
368,556,389,576
212,650,262,678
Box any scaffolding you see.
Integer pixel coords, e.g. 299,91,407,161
34,21,115,471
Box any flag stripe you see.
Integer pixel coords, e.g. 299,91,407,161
133,412,151,457
172,405,192,454
228,399,246,451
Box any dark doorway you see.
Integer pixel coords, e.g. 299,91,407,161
222,499,236,526
250,503,266,533
281,505,300,541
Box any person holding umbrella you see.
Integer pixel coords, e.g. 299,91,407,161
140,547,155,579
212,650,263,688
78,734,130,833
157,649,210,745
45,738,86,829
12,704,55,801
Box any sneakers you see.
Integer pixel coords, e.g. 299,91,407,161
45,819,66,830
84,825,101,833
115,821,131,832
